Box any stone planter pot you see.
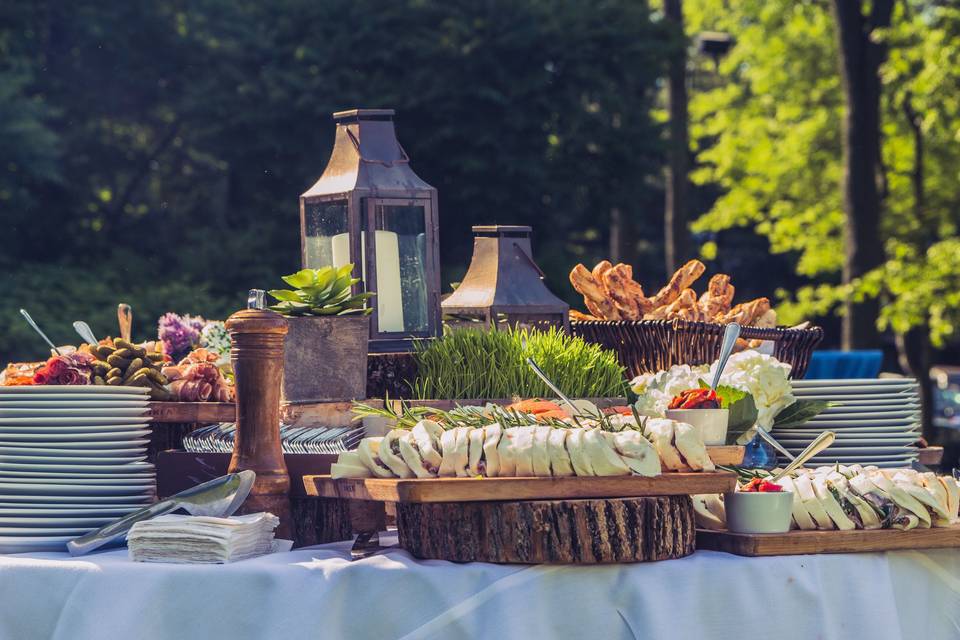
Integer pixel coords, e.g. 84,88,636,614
282,316,370,404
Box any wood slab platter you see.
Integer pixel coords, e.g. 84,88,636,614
697,524,960,557
305,471,736,503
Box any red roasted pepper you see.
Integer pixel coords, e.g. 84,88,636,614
668,388,721,410
741,477,784,492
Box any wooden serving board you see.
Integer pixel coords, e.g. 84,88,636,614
697,524,960,557
305,471,736,503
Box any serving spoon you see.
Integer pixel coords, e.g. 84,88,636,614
73,320,98,345
117,303,133,342
770,430,836,483
710,322,741,390
519,334,587,416
19,309,62,356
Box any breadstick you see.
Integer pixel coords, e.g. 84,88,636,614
699,274,735,318
601,263,652,320
569,264,621,320
649,260,706,309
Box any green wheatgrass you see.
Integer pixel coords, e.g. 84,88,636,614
410,326,627,400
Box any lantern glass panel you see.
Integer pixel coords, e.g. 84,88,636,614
303,199,349,269
371,202,429,334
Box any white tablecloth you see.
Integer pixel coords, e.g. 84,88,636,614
1,538,958,640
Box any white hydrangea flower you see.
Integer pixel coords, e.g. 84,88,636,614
709,350,795,429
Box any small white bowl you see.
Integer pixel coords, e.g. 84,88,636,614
723,491,793,534
665,408,729,445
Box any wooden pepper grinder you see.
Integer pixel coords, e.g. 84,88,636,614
225,308,292,540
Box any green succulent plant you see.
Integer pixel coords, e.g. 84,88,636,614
267,264,374,317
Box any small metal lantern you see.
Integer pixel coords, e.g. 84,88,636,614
300,109,441,352
442,225,569,331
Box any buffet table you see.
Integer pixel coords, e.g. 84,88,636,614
2,539,958,640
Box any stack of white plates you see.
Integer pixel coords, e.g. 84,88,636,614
0,385,154,553
771,378,920,469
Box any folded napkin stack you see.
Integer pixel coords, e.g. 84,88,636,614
128,512,280,564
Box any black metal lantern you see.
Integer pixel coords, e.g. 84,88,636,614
300,109,441,352
442,225,569,331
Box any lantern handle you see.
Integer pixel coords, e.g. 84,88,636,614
513,241,545,279
345,128,410,167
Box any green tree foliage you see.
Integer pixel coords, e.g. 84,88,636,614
686,0,960,346
0,0,671,362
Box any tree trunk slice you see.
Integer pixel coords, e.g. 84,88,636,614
396,495,695,564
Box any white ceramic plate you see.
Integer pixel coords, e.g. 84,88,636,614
792,378,917,386
0,417,151,427
804,460,915,469
0,386,147,395
0,401,149,409
772,425,918,435
793,396,920,405
0,516,115,527
793,391,918,399
813,411,919,420
774,435,917,445
805,453,917,461
0,536,74,553
0,430,151,442
820,403,920,412
793,384,919,397
0,526,93,536
0,424,151,434
0,446,146,457
0,461,153,472
0,473,154,482
784,446,914,455
0,407,148,418
0,482,153,495
0,394,150,402
0,494,153,504
0,505,141,516
801,419,919,428
0,454,146,465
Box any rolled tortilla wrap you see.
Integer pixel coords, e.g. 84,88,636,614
566,429,595,476
482,423,502,477
532,427,553,477
583,428,630,476
547,428,574,477
380,429,414,478
605,430,660,477
357,437,394,478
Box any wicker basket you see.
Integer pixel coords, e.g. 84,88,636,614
571,319,824,380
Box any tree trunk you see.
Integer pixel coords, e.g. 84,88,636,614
396,495,696,563
663,0,690,276
896,328,933,438
830,0,893,350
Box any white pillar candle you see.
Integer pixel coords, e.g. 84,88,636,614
332,231,404,332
